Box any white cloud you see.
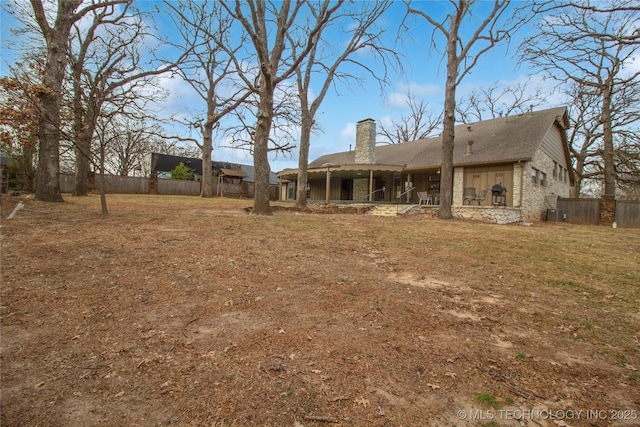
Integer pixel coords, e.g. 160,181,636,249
340,122,357,143
386,82,443,109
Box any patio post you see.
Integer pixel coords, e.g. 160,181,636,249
321,163,338,204
369,170,374,201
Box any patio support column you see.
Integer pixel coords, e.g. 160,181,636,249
407,172,412,203
368,170,373,201
325,167,331,204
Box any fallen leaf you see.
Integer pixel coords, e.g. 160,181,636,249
34,381,45,389
354,396,370,407
426,383,440,390
114,391,125,398
444,372,457,379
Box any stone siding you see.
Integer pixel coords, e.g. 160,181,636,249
353,177,369,201
355,119,376,164
521,150,570,221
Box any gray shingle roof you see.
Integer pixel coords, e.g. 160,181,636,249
309,107,568,170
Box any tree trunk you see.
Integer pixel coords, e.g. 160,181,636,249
20,141,37,193
35,62,64,202
601,83,616,199
33,0,82,202
295,115,312,209
73,132,91,196
201,119,214,198
253,88,274,215
35,96,64,200
571,149,586,198
438,21,460,220
99,145,109,217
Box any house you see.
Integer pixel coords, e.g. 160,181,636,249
277,106,574,221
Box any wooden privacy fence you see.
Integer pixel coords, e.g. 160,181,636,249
59,173,278,199
157,178,200,195
557,198,640,228
60,173,148,193
615,200,640,228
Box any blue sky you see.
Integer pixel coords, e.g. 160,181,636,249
0,1,564,173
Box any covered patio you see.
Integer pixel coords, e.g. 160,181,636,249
278,164,442,205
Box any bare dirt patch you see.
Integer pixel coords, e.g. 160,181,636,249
1,194,639,426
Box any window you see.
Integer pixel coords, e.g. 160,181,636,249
540,172,547,187
553,161,558,178
531,168,538,184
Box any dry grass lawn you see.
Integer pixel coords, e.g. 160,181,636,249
1,193,639,427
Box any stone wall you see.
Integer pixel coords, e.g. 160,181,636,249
451,206,524,224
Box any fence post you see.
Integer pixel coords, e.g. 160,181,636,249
149,175,158,195
599,196,616,225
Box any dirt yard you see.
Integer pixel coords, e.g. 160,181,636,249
1,194,639,427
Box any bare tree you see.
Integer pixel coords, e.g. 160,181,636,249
565,83,603,197
456,78,545,123
520,0,640,199
166,0,252,198
292,0,401,209
406,0,531,219
102,117,160,176
616,133,640,199
565,78,640,198
378,93,441,144
28,0,127,202
221,0,343,215
221,81,302,157
68,1,187,197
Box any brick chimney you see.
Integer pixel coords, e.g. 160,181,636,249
355,118,376,165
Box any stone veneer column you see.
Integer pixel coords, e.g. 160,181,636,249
355,119,376,165
353,178,369,201
512,163,522,207
452,168,464,205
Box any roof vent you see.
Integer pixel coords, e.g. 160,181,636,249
466,140,474,156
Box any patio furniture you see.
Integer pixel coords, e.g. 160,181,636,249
491,183,507,206
471,189,488,205
463,187,476,205
418,191,430,205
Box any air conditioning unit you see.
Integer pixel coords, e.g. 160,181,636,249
547,208,565,222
